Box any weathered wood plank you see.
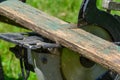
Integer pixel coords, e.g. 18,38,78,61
0,0,120,73
0,15,27,29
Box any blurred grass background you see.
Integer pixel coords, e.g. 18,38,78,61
0,0,120,80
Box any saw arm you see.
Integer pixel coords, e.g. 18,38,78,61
78,0,120,42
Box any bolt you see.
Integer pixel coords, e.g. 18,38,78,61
41,57,47,64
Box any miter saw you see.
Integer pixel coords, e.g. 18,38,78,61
0,0,120,80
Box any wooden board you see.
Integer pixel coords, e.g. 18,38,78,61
0,0,120,73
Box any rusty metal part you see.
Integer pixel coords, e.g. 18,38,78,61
103,0,120,11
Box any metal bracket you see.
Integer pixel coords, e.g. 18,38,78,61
0,32,60,80
0,32,60,65
102,0,120,11
0,32,59,50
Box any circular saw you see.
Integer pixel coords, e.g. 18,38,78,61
61,0,120,80
1,0,120,80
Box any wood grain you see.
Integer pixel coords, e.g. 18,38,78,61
0,0,120,73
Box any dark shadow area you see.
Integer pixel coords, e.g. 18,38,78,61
0,56,4,80
4,76,23,80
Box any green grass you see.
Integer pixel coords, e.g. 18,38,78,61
27,0,82,23
0,0,120,80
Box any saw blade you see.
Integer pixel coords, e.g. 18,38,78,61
61,0,120,79
61,48,107,80
61,25,113,80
